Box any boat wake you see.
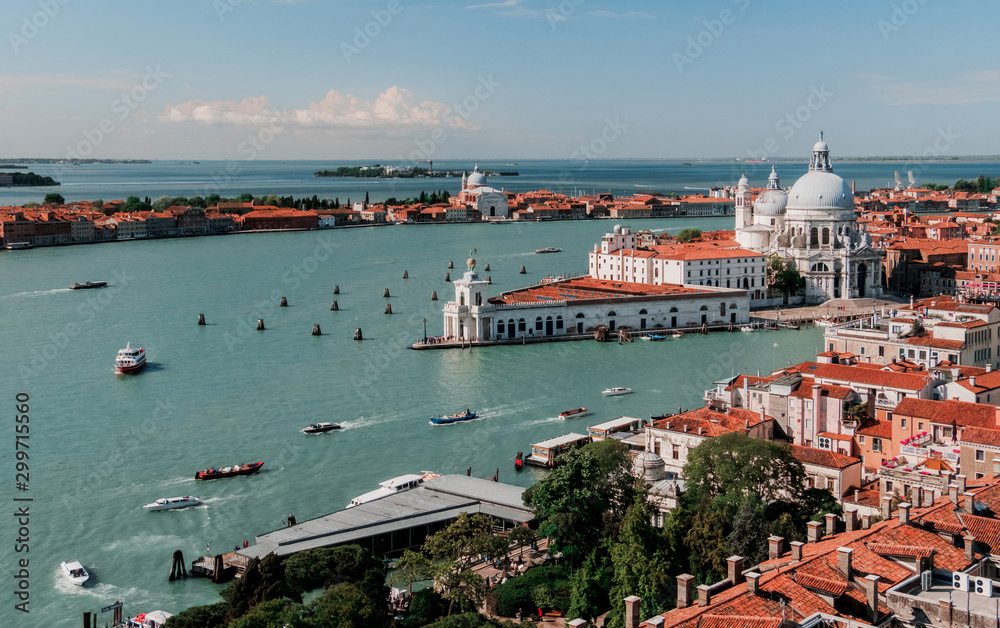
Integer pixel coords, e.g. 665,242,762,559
519,416,563,428
1,288,73,299
54,572,149,603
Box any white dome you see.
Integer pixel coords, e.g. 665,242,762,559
754,187,788,215
467,169,486,187
738,173,749,187
632,451,665,482
813,139,829,153
787,170,854,214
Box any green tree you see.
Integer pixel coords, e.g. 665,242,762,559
726,499,769,566
307,581,387,628
523,439,637,567
531,583,555,612
91,199,104,208
567,550,607,623
675,228,702,243
606,495,671,628
162,601,229,628
43,192,65,205
222,554,291,623
766,255,804,301
394,549,432,597
507,525,537,560
152,195,173,211
423,512,508,616
228,599,304,628
123,195,151,213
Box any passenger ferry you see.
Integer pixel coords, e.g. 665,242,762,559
115,343,147,374
346,472,439,508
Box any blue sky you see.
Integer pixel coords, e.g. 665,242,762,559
1,0,995,160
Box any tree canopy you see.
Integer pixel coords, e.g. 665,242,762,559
43,192,65,205
675,228,702,243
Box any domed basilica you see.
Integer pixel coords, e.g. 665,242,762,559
735,134,883,303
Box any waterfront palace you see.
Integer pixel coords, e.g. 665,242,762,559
441,253,750,342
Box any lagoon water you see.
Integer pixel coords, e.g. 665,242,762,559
2,157,1000,206
0,214,830,625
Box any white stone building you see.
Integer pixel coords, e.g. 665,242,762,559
734,135,884,303
452,166,509,220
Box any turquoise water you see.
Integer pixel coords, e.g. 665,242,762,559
0,217,825,626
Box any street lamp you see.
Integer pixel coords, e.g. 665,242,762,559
423,318,427,343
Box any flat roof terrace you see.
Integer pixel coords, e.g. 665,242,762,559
238,475,532,560
490,277,731,306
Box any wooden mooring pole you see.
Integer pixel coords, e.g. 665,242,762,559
169,549,187,581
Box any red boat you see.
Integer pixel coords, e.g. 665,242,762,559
514,451,523,472
195,462,263,480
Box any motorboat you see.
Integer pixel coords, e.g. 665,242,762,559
602,387,633,396
143,496,202,511
671,332,684,339
430,410,477,425
71,281,107,290
61,560,89,586
195,462,263,480
347,472,439,508
643,334,667,341
740,325,755,333
302,422,341,434
558,407,589,419
534,247,561,254
514,451,524,471
115,343,147,374
777,322,800,330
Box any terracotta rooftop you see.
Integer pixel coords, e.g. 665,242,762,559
489,277,712,305
893,398,999,429
791,445,861,470
783,362,931,392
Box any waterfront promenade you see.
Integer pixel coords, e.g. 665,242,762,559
751,296,910,325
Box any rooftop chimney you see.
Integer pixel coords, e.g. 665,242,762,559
768,536,786,559
899,502,911,525
861,513,871,529
683,424,689,433
623,596,641,628
957,475,967,493
964,491,976,514
865,574,881,624
807,521,823,544
698,427,703,436
791,541,804,561
971,376,977,388
964,535,976,561
676,574,695,609
837,547,854,580
937,599,952,625
825,513,838,537
987,363,993,372
845,509,858,532
727,556,745,585
949,483,959,505
746,571,761,595
882,496,893,519
697,584,712,607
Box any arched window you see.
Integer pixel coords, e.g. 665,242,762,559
535,316,543,331
608,311,617,317
810,227,819,247
822,227,830,245
518,318,526,332
699,305,709,311
669,307,678,313
639,309,648,315
575,313,585,318
720,302,726,316
556,316,564,329
729,303,737,309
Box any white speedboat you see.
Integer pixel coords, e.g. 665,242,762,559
347,472,439,508
115,343,147,374
602,387,633,396
302,422,341,434
143,496,202,511
61,560,89,586
740,325,755,332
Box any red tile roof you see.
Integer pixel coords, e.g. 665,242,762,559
893,398,998,429
783,362,931,392
489,277,705,305
791,445,861,470
960,427,1000,447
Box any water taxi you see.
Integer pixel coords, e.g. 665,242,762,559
143,496,202,511
195,462,263,480
602,387,633,396
71,281,107,290
61,560,89,586
346,472,439,508
534,247,561,254
558,407,589,419
430,410,477,425
302,422,341,434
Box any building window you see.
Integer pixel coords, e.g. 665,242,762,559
858,435,866,444
976,449,985,461
873,438,882,452
885,480,893,492
827,477,835,491
672,445,679,460
901,418,907,429
976,473,985,479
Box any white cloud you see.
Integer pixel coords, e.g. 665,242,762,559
866,70,1000,105
159,87,474,130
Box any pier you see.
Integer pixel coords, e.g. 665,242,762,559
233,475,533,562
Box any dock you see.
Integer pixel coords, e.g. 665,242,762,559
526,433,589,468
235,475,533,561
587,416,642,441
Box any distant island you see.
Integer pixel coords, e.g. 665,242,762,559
0,164,27,169
0,172,59,186
0,158,151,164
315,164,517,178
